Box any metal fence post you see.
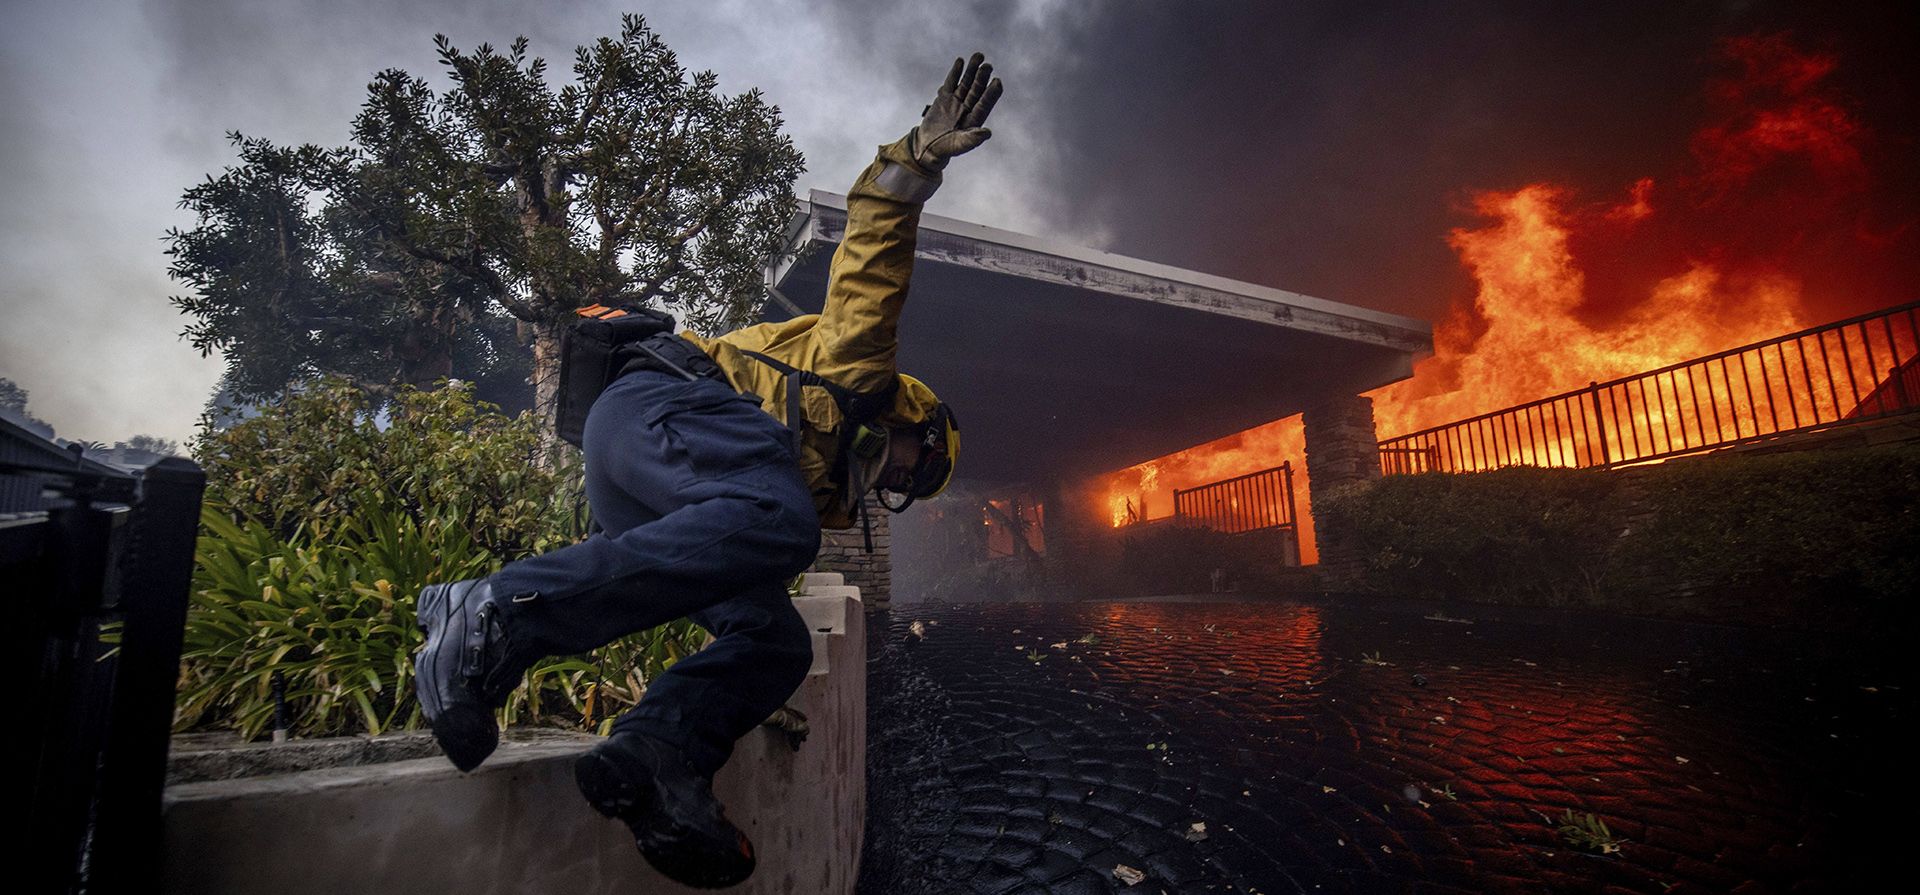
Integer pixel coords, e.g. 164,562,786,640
1587,381,1612,467
87,456,206,894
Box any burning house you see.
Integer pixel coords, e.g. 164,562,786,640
764,191,1433,605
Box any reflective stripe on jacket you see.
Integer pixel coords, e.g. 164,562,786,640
679,134,943,529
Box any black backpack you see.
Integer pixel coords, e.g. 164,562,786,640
555,304,681,447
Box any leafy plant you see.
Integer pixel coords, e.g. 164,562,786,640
1611,441,1920,623
179,379,709,740
178,502,708,739
1316,440,1920,629
1317,466,1621,605
195,377,582,557
1555,809,1623,855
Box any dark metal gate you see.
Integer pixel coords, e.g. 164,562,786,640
6,420,205,894
1172,462,1301,564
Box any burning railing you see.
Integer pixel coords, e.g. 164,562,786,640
1173,463,1299,537
1379,300,1920,474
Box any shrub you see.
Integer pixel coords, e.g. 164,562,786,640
1611,441,1920,621
1316,466,1622,604
195,377,580,558
180,378,708,739
1121,523,1254,595
1317,440,1920,627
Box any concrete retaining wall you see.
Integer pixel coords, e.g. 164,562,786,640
162,575,865,894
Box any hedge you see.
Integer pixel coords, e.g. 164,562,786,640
1315,440,1920,626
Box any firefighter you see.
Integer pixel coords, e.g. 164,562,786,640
413,53,1001,888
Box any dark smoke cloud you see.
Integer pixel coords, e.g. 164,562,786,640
4,0,1916,444
959,1,1920,322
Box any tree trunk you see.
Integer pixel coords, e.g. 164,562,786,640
531,319,564,463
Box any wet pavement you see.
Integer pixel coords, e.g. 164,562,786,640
857,598,1909,895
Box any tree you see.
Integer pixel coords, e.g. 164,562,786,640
0,377,56,439
168,14,805,438
117,435,181,456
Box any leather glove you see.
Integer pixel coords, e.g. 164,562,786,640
912,52,1004,170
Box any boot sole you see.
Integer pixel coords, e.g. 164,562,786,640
427,703,499,773
574,750,756,889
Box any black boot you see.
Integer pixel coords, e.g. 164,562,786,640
574,732,756,889
413,577,535,772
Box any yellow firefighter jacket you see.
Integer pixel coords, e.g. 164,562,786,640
678,135,942,529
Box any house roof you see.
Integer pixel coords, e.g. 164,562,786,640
766,191,1433,482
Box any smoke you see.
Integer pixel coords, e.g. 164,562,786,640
2,0,1916,446
994,1,1920,323
0,0,1058,443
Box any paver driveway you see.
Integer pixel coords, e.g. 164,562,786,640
858,598,1907,894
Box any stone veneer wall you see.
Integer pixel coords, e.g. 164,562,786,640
812,510,891,611
1301,394,1382,588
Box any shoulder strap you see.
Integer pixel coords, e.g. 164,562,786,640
740,350,893,554
739,349,900,440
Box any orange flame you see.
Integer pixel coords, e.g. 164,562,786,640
1095,33,1897,561
1097,417,1316,564
1367,183,1806,441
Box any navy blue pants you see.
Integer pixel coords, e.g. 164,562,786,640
489,369,821,777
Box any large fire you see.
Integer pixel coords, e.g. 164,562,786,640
1099,33,1888,562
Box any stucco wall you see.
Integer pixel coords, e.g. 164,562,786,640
162,577,865,894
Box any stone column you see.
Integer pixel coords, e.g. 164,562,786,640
1302,394,1382,588
812,510,891,612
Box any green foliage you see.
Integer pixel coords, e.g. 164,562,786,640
116,434,180,456
167,13,804,421
195,377,580,558
1319,442,1920,625
178,505,490,738
1316,466,1621,604
1613,442,1920,614
1555,810,1623,855
180,379,710,739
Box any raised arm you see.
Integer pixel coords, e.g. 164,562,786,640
810,53,1003,396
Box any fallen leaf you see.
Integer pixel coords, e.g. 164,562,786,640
1113,864,1146,886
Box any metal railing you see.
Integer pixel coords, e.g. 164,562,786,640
8,444,206,894
1174,463,1299,536
1378,300,1920,474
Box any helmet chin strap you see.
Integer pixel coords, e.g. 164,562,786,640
876,487,916,513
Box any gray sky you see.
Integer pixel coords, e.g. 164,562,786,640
5,1,1915,447
0,0,1069,445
